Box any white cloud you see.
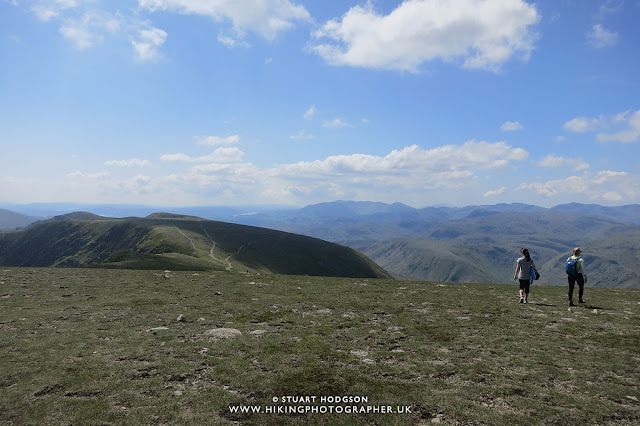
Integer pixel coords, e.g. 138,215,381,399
279,141,527,178
31,6,59,21
161,147,245,163
67,171,110,179
596,110,640,143
310,0,540,72
564,117,598,133
484,186,506,197
303,106,316,119
323,118,348,128
518,171,638,201
587,24,618,48
564,110,640,143
217,33,250,48
197,135,240,146
104,159,151,167
501,121,523,131
290,130,314,140
538,155,590,171
151,140,530,205
58,11,122,50
139,0,311,42
131,27,167,62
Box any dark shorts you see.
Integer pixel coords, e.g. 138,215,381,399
519,279,530,293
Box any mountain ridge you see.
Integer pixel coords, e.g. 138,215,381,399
0,213,390,279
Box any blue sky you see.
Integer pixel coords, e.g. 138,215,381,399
1,0,639,208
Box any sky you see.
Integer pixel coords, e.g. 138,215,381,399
1,0,639,208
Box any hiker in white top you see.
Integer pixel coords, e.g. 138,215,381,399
514,248,537,304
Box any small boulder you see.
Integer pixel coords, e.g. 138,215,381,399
177,314,186,322
204,328,242,338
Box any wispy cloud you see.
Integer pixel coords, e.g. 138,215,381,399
323,118,348,128
139,0,311,43
310,0,540,72
105,159,151,167
131,27,167,62
587,24,618,48
501,121,523,131
197,135,240,146
518,171,637,202
564,110,640,143
290,130,314,140
303,106,316,119
67,171,111,179
484,186,506,197
538,155,589,172
161,147,245,163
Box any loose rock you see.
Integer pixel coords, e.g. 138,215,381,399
204,328,242,338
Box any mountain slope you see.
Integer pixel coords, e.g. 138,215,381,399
0,213,390,279
0,209,41,230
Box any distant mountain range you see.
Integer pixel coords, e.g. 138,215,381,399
0,212,389,279
2,201,639,288
229,201,640,289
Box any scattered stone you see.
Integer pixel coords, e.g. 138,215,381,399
391,349,405,353
351,350,369,358
197,317,205,322
173,390,183,396
215,292,222,296
315,308,332,315
199,348,209,354
626,395,639,402
362,358,376,365
149,327,169,332
249,330,267,336
204,328,242,338
177,314,186,322
592,309,599,314
456,316,471,321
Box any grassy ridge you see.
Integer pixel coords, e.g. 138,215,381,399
1,268,638,425
0,215,390,279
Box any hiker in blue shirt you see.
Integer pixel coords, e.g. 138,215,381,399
514,248,537,304
566,247,588,306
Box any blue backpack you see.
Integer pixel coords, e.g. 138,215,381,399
565,257,580,276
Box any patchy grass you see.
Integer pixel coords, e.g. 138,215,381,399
1,268,639,425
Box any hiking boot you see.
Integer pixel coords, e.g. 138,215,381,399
524,299,528,304
578,300,585,304
520,298,524,304
569,301,575,306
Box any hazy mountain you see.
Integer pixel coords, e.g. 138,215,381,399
230,202,640,289
551,203,640,224
0,213,390,279
0,209,41,230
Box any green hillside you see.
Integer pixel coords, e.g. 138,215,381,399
1,267,638,425
0,213,389,279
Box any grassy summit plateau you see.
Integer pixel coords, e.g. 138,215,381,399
1,267,638,425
